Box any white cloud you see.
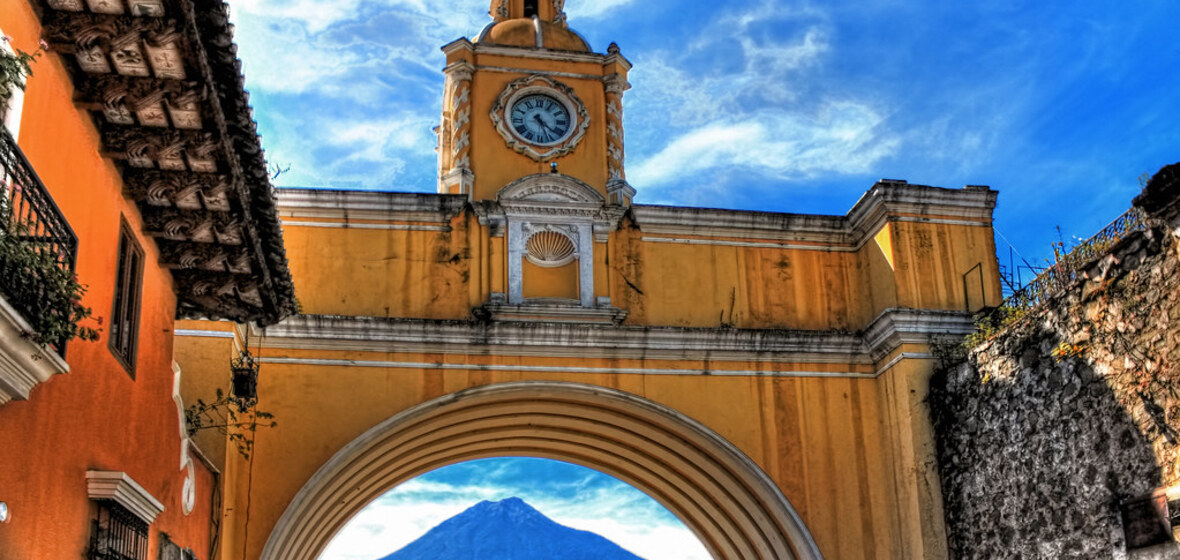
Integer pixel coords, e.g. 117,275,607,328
317,464,710,560
232,0,432,34
566,0,635,20
326,116,437,163
629,103,899,190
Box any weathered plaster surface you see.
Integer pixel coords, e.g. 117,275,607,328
933,167,1180,559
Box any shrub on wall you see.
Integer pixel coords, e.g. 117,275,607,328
0,192,98,348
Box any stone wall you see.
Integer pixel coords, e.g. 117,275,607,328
932,163,1180,559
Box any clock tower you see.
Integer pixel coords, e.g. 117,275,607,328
436,0,635,314
437,0,634,207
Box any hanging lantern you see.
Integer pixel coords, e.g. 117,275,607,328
230,348,259,406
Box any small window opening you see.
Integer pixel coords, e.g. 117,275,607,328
523,0,539,18
88,500,148,560
109,221,143,377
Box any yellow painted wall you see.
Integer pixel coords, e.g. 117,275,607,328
281,211,1001,329
177,341,926,559
521,260,580,300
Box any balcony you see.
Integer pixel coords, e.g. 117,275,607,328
0,127,75,405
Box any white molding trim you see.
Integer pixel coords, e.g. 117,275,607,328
631,181,997,249
272,182,996,255
276,189,467,224
256,308,974,375
475,65,604,81
640,235,860,253
256,356,875,379
171,362,196,515
85,471,165,524
0,26,25,141
863,308,976,362
280,221,451,233
497,173,603,203
0,293,70,406
174,329,236,339
472,43,610,64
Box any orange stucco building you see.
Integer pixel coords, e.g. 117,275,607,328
170,1,1004,559
0,0,293,558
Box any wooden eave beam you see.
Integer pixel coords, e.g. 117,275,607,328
36,0,297,325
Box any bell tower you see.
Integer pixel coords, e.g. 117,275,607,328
437,0,635,206
436,1,634,317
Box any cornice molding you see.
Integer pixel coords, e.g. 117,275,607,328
0,294,70,406
474,302,629,325
632,181,997,248
862,308,976,362
471,43,609,65
272,183,995,250
86,471,166,524
276,189,467,224
257,308,974,372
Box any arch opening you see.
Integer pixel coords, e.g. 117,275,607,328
317,457,711,560
262,382,822,560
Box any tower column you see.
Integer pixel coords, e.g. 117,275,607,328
603,44,635,206
440,58,475,195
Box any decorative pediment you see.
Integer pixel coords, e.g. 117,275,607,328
497,173,603,204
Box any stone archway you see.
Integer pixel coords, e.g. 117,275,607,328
261,382,823,560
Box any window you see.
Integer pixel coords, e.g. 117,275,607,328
109,221,143,376
523,0,538,18
88,500,148,560
159,534,201,560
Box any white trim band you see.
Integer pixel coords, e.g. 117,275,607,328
86,471,165,524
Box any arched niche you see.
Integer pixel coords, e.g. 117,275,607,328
495,174,604,307
261,382,822,560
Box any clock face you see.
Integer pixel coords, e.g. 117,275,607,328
509,94,573,145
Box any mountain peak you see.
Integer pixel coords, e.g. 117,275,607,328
380,497,646,560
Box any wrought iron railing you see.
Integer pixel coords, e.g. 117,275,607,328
989,206,1147,317
0,128,77,268
0,126,79,350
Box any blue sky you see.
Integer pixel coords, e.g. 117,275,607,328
230,2,1178,557
318,458,710,560
229,0,1180,273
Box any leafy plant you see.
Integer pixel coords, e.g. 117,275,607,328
0,192,99,348
964,305,1027,349
185,387,276,459
1050,341,1088,362
0,36,44,110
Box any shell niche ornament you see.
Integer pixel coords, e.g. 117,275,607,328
491,75,590,161
525,230,577,267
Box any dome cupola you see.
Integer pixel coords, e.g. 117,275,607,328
478,0,592,52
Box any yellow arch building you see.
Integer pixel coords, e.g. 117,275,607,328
176,1,1003,558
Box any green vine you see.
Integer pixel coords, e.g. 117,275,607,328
184,388,276,459
964,305,1027,349
0,36,45,109
0,192,99,347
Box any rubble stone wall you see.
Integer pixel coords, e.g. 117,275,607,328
932,164,1180,559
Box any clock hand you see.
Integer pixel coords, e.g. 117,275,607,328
533,114,560,135
532,114,556,140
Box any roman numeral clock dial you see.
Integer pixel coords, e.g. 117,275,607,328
491,75,590,161
510,94,572,145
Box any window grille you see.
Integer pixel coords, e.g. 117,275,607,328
88,500,148,560
160,533,201,560
109,220,143,376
